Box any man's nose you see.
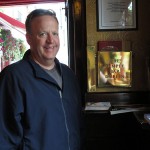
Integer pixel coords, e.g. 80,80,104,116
46,33,54,43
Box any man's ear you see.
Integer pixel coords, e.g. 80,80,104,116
26,33,32,45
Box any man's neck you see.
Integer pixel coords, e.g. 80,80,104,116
31,55,55,70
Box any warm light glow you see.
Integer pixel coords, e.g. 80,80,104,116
74,0,81,17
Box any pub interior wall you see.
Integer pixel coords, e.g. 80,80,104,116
86,0,150,91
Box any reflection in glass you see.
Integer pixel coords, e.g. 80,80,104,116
98,51,132,87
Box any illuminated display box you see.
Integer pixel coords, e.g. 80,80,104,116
97,51,132,87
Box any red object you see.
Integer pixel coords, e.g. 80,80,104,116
0,12,25,29
98,41,122,51
0,0,64,6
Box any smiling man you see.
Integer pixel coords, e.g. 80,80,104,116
0,9,82,150
26,11,60,70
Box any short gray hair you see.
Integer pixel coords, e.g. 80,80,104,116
25,9,58,33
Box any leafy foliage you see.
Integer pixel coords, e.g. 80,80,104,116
0,28,26,61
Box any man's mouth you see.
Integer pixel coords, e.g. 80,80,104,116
44,46,54,50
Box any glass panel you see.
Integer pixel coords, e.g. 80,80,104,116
0,2,68,71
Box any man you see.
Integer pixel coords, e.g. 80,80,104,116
0,9,82,150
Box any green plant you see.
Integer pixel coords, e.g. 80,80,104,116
0,28,26,61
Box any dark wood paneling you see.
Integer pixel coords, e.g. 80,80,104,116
84,112,150,150
85,91,150,105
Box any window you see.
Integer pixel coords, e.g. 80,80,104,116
0,2,68,71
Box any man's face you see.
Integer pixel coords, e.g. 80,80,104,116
26,15,60,65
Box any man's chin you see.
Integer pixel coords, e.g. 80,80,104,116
44,56,55,61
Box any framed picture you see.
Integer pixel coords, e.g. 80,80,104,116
97,0,137,31
87,46,96,92
97,51,132,87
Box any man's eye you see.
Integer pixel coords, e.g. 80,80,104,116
53,32,58,36
39,32,47,37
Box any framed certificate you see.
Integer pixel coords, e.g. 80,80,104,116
97,0,137,31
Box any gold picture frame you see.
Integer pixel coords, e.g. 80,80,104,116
87,46,97,92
